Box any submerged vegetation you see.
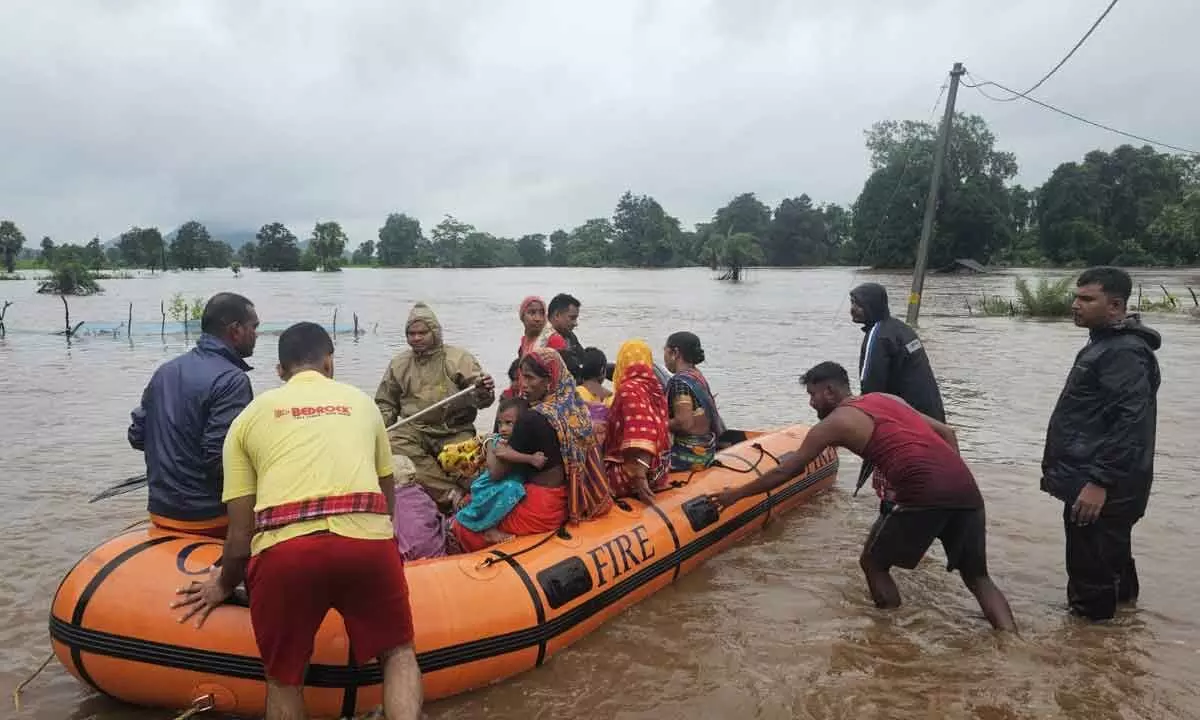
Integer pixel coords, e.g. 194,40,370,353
168,293,205,337
977,278,1200,319
36,263,102,296
974,277,1074,318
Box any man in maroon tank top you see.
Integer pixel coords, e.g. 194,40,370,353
709,361,1016,631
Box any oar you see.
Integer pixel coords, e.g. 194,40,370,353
89,473,149,503
89,383,486,503
385,382,484,431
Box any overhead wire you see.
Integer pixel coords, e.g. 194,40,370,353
962,72,1199,155
994,0,1120,100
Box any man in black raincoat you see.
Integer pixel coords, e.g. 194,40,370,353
1043,267,1160,621
849,283,946,504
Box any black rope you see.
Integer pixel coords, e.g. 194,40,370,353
668,468,701,489
711,444,767,475
752,442,780,465
477,524,567,568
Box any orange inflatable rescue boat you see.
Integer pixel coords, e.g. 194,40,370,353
50,427,838,718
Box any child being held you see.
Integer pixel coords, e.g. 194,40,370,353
445,397,530,534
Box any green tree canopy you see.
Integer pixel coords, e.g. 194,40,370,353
310,221,348,271
851,113,1018,269
548,229,570,266
564,218,614,267
255,223,301,271
117,226,166,271
611,191,682,267
767,195,838,266
516,234,548,266
377,213,423,267
431,215,472,268
1038,144,1193,265
0,221,25,274
170,221,213,270
351,239,376,265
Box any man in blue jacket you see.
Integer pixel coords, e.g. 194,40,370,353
128,292,259,535
849,282,945,506
1043,267,1160,621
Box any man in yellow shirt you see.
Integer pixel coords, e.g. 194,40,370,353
173,321,421,720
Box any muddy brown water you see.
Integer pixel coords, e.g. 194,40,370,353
2,266,1198,720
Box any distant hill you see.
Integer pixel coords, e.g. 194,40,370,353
106,222,262,250
164,223,260,251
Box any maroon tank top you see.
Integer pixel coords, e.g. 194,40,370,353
843,394,983,509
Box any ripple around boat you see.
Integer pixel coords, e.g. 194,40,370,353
48,427,837,718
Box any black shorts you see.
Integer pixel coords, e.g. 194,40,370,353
863,506,989,579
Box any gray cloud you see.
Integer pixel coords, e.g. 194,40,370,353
1,0,1196,245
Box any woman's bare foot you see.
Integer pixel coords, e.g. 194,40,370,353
483,528,515,544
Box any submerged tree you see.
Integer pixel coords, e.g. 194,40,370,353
377,213,423,267
37,263,102,296
716,232,764,283
255,223,301,271
309,221,348,271
0,220,26,274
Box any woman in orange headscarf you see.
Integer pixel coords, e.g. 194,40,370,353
604,340,671,506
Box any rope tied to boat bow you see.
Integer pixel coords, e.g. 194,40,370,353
171,694,215,720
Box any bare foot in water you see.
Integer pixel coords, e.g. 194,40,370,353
483,528,515,545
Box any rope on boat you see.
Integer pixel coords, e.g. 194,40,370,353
711,444,767,475
751,442,781,465
122,516,150,531
171,694,215,720
475,525,569,568
11,652,53,712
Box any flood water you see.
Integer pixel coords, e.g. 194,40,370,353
3,266,1199,720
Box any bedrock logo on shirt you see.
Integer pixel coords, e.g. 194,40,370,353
274,405,353,419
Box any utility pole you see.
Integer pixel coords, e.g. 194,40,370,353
905,62,965,327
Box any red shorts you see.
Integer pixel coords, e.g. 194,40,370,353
246,532,415,685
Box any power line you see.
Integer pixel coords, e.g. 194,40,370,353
995,0,1119,100
866,80,949,234
825,77,945,324
963,72,1199,155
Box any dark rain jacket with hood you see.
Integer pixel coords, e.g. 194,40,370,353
127,333,254,521
850,283,946,422
1041,314,1161,519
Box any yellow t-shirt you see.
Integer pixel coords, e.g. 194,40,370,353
222,370,396,556
576,385,613,407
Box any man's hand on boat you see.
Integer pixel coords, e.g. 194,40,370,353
708,448,816,512
171,568,233,628
708,487,743,512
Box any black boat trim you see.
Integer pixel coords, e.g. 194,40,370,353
50,458,837,688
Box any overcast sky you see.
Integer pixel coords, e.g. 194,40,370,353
1,0,1196,245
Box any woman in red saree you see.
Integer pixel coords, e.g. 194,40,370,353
604,339,671,506
452,347,612,552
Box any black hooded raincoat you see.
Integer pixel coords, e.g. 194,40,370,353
1041,314,1161,520
850,283,946,422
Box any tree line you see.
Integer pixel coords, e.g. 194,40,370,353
3,113,1197,275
